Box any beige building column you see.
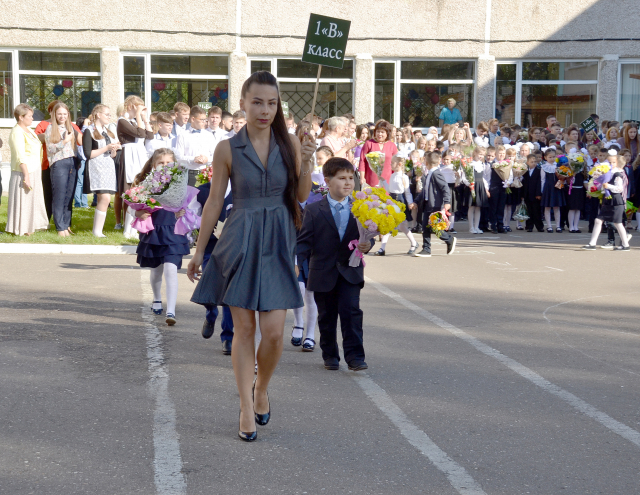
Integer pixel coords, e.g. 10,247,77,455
101,47,121,113
354,53,373,123
476,54,495,125
598,55,619,120
228,51,248,114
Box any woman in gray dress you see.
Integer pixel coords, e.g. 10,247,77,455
188,71,316,441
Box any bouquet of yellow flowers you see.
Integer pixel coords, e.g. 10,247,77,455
428,210,450,238
365,151,385,178
349,186,406,266
555,165,573,189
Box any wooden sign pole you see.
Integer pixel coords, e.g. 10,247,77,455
310,65,322,120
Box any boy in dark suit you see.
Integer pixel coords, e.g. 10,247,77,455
409,151,456,257
197,182,235,354
296,158,374,371
521,153,544,232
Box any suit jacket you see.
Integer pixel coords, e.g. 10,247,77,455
521,167,542,202
414,168,451,213
296,196,371,293
196,183,233,255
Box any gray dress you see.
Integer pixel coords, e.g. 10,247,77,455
191,126,303,311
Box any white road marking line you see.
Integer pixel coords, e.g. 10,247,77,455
352,373,486,495
544,266,564,271
140,270,187,495
365,276,640,449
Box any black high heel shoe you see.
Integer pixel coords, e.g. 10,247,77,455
253,385,271,426
238,410,257,442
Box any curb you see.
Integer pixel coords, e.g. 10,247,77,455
0,244,138,255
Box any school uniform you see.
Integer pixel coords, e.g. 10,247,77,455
197,182,234,343
567,171,586,211
205,127,225,150
462,161,489,208
587,161,603,231
296,194,373,369
145,132,177,157
599,171,626,224
488,164,508,232
414,167,455,253
174,128,216,186
117,119,153,190
172,121,189,137
540,162,566,208
521,166,544,232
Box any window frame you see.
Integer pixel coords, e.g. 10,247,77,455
121,51,230,112
373,58,477,130
617,59,640,122
246,56,355,118
0,47,102,128
494,59,599,126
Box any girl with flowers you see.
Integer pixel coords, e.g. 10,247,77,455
133,148,190,326
372,155,418,256
540,147,565,232
582,152,630,251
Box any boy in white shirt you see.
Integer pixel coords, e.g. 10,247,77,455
224,110,246,139
174,106,216,186
145,112,177,156
206,106,224,146
172,102,191,136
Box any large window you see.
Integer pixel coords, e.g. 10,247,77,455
247,57,354,120
373,60,475,129
619,62,640,123
495,61,598,127
123,53,229,113
0,50,101,125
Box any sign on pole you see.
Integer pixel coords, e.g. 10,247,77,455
302,14,351,70
301,14,351,120
281,101,290,118
580,117,597,133
198,102,212,110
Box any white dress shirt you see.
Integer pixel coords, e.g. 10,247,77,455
145,132,177,156
174,128,217,170
206,127,225,150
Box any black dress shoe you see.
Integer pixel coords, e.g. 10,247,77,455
347,360,368,371
222,340,232,355
446,237,457,255
526,229,533,232
290,326,303,346
202,320,215,339
238,410,257,442
253,385,271,426
372,249,385,256
324,358,339,370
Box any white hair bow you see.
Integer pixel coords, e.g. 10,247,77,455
608,149,618,156
541,145,557,153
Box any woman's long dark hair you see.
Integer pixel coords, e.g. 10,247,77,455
241,71,301,228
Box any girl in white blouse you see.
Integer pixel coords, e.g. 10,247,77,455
372,155,419,256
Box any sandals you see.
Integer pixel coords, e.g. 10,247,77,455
151,301,163,315
302,338,315,352
291,326,304,346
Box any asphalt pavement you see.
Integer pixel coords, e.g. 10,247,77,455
1,224,639,495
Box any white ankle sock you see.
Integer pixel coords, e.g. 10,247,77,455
164,262,178,315
380,233,391,251
93,209,107,237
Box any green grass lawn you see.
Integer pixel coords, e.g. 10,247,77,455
0,194,138,245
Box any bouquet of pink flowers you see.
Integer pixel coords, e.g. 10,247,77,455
122,185,162,233
196,165,214,185
142,162,201,235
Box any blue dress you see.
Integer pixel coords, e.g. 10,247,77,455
136,209,190,269
540,165,566,208
191,126,303,311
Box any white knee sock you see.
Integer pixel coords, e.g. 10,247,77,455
545,208,552,229
615,223,629,247
149,266,163,309
568,210,576,230
293,282,305,335
554,207,561,229
92,209,107,237
503,206,511,227
449,213,455,229
398,223,417,247
468,207,475,231
163,262,178,316
123,210,137,237
304,289,318,342
473,207,481,231
380,233,391,251
589,219,603,245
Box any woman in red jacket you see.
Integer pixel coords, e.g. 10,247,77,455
358,120,398,187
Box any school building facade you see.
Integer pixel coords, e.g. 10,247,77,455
1,0,639,164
